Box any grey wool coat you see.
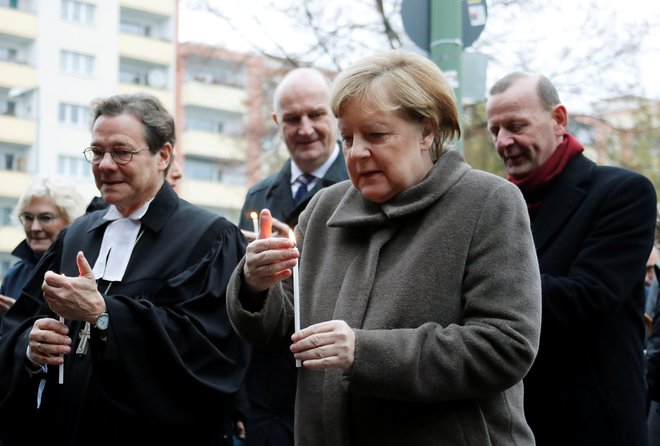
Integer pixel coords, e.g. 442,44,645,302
227,150,542,446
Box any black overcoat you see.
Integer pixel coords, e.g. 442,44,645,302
524,154,657,446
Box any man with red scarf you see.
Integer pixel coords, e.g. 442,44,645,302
486,72,657,446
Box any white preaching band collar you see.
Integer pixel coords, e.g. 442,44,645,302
92,199,153,282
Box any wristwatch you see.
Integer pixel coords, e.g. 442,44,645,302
94,312,110,331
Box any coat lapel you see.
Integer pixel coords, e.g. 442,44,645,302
332,226,396,327
285,153,349,227
266,161,296,220
532,155,593,251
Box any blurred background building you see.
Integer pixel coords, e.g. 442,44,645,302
1,0,657,281
0,0,291,279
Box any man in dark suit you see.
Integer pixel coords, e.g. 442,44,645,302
237,67,348,445
239,67,348,239
486,72,657,446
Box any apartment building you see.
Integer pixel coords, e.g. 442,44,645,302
175,42,288,222
0,0,178,277
0,0,297,284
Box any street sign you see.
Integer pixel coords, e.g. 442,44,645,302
401,0,488,51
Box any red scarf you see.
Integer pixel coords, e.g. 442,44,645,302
509,133,584,219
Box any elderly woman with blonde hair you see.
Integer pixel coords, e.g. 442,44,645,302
227,50,541,445
0,176,86,316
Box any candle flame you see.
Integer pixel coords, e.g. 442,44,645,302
250,211,258,220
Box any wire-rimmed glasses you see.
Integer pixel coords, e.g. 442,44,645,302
83,147,149,165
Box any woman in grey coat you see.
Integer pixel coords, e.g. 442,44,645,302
227,50,541,446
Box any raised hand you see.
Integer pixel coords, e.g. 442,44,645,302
243,209,299,294
42,251,104,323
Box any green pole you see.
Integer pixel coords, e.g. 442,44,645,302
430,0,463,153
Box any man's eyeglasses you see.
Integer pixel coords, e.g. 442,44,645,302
19,213,60,227
83,147,149,165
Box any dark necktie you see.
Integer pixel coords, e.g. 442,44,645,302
293,174,315,205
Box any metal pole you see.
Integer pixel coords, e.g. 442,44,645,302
430,0,463,153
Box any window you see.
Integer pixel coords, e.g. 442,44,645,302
58,155,92,180
0,100,16,116
0,46,17,62
120,20,151,37
185,58,248,88
0,145,26,172
0,0,19,9
59,103,90,128
184,107,244,136
119,63,167,88
185,116,223,133
221,164,246,186
184,158,222,182
183,157,246,185
119,69,147,86
0,152,15,171
0,205,12,226
61,0,95,25
60,50,94,77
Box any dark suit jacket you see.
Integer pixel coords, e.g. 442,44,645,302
524,154,657,446
236,152,348,446
238,153,349,230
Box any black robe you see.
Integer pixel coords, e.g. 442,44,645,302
0,183,250,446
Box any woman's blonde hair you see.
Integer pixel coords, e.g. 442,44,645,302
330,50,461,162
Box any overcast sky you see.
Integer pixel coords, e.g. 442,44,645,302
179,0,660,111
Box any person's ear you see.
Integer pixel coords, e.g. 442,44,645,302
420,120,436,152
158,142,173,172
552,104,568,135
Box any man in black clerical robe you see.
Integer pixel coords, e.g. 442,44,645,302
0,93,249,446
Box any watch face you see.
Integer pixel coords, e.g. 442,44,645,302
95,313,109,330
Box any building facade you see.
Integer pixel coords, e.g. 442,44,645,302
0,0,289,281
175,42,287,222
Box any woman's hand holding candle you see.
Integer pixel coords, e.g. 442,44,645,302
242,209,299,294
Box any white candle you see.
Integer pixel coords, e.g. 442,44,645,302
59,316,64,384
289,229,301,367
250,211,259,236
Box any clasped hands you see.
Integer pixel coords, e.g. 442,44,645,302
243,209,355,370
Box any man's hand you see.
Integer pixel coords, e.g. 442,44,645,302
27,317,70,366
42,251,105,323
